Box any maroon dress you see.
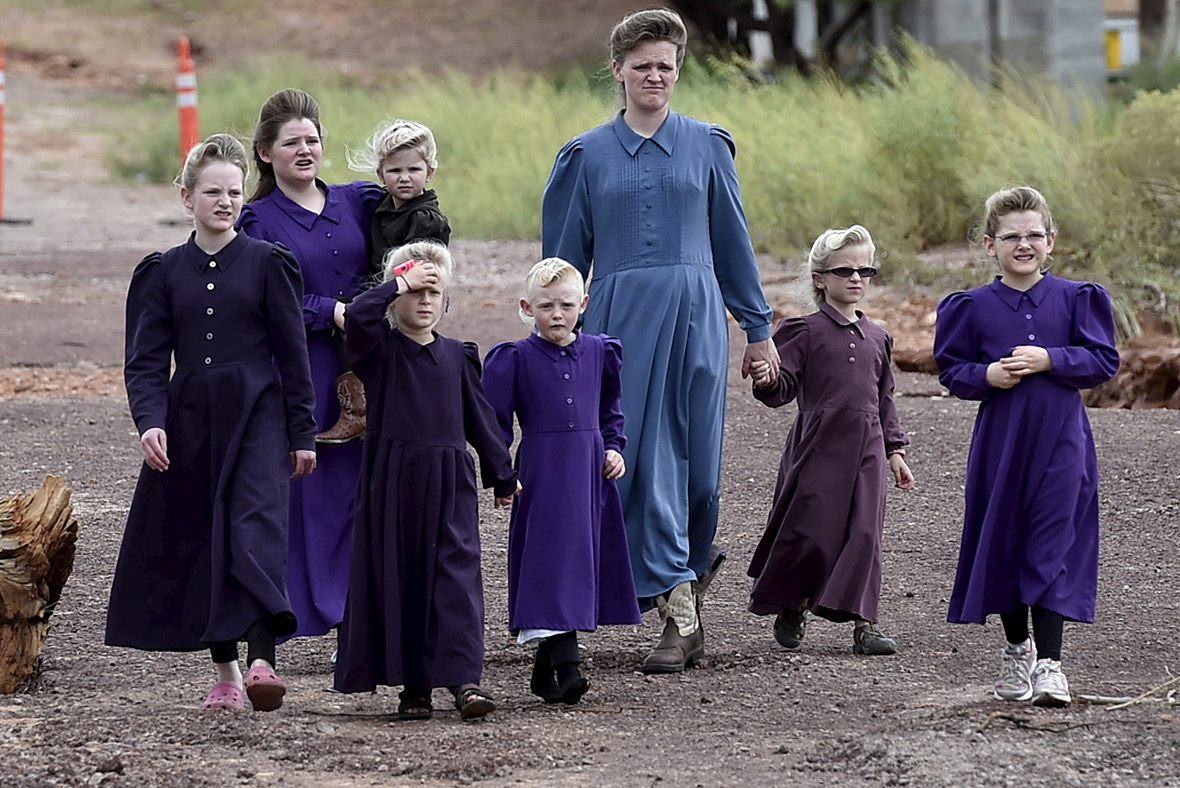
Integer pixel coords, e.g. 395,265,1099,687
747,303,909,623
333,278,518,693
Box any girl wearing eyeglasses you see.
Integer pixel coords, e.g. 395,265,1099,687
934,186,1119,708
746,225,914,657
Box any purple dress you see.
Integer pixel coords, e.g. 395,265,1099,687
333,279,518,692
934,274,1119,624
106,233,316,649
746,304,909,624
238,179,383,637
482,333,642,634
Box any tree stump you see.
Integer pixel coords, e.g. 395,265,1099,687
0,475,79,693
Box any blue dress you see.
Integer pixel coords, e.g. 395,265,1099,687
238,179,384,638
933,274,1119,624
482,333,642,634
542,111,774,602
106,233,316,650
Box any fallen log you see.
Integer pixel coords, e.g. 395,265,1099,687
0,475,79,693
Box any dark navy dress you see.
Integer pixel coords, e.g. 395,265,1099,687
105,232,316,650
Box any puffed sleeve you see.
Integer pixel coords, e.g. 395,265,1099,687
541,138,594,279
754,317,809,408
344,278,401,376
264,244,317,452
933,290,992,400
706,125,773,343
124,251,173,435
599,335,626,454
404,207,452,246
1046,282,1121,389
481,341,520,447
238,202,334,331
877,329,910,454
461,342,519,498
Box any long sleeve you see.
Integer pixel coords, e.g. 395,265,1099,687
264,244,318,452
123,252,173,435
877,331,910,453
541,138,594,279
753,317,809,408
481,341,520,448
934,291,993,400
1046,282,1120,389
460,342,519,498
344,278,400,377
706,126,772,343
599,336,626,453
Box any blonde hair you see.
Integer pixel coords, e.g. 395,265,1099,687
609,8,688,108
519,257,585,325
806,225,876,305
349,119,438,175
249,88,322,201
382,240,453,328
176,133,249,194
980,185,1056,239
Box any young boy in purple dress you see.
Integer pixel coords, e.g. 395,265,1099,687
934,186,1119,707
482,258,642,704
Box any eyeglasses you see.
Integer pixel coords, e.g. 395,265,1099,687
993,232,1049,246
821,266,878,278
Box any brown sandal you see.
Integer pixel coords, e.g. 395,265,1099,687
454,685,496,721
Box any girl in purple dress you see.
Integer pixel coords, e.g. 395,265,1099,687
333,240,519,722
106,134,317,712
934,187,1119,707
748,225,914,656
482,259,643,705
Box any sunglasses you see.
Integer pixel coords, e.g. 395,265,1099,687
821,266,878,279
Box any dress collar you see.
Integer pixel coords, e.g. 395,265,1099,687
611,110,678,156
391,326,441,363
266,179,342,230
526,331,581,359
184,231,247,272
988,273,1052,310
818,301,866,337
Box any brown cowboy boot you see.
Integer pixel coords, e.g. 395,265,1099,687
315,371,366,443
640,581,704,674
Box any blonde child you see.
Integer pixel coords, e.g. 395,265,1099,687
482,259,642,704
747,225,914,655
332,240,519,721
106,134,317,712
934,186,1119,707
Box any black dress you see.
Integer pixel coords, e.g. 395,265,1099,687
105,232,316,650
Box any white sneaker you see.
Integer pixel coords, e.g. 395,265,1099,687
994,638,1036,701
1031,658,1072,707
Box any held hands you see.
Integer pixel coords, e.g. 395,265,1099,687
987,345,1052,389
749,359,775,389
398,261,439,293
495,480,523,508
140,427,170,472
741,338,780,382
603,449,626,480
290,449,317,480
889,453,914,491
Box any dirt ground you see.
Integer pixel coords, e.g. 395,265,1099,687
2,3,1180,787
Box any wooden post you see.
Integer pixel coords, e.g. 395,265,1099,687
0,476,79,693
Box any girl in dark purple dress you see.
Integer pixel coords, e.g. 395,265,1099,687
106,134,317,712
747,225,914,657
934,187,1119,707
333,240,519,721
482,258,642,705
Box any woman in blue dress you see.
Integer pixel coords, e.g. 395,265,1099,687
541,8,779,673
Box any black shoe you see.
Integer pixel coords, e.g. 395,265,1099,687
773,608,806,650
530,640,562,703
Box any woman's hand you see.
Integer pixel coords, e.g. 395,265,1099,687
495,480,523,508
889,454,914,491
290,449,317,480
742,338,779,381
140,428,169,472
603,449,626,480
333,300,347,331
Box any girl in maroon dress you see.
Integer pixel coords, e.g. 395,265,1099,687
332,240,519,721
747,225,914,656
106,134,317,712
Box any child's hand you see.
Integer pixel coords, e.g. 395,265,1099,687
889,454,914,491
495,480,523,508
985,360,1022,389
1001,345,1052,376
290,449,317,480
603,449,625,480
750,359,775,388
140,427,169,472
400,261,438,292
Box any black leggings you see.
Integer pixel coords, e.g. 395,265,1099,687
1000,605,1064,662
208,618,277,668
